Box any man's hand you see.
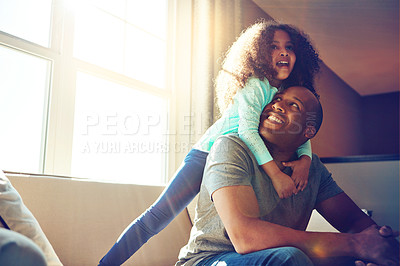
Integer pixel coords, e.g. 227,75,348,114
353,225,399,266
355,225,399,266
270,171,296,199
282,155,311,192
379,225,399,238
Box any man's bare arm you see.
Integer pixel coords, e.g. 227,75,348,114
212,185,399,265
316,192,399,265
316,192,375,233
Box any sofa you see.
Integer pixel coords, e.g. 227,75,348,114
5,173,192,266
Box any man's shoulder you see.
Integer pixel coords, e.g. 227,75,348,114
309,153,338,188
204,134,257,196
310,153,328,172
213,134,251,152
311,153,322,163
210,134,256,163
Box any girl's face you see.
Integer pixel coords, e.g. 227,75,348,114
270,30,296,85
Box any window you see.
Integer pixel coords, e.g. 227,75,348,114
73,0,167,88
0,0,53,47
0,0,189,185
71,72,168,184
0,45,51,173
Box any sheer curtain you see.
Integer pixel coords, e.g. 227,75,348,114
190,0,243,145
187,0,243,221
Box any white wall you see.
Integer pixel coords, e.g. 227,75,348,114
323,159,399,231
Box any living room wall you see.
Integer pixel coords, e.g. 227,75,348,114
241,1,399,157
361,92,400,155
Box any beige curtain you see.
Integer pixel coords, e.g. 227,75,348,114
186,0,243,222
190,0,243,144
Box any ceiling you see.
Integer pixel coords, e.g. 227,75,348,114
253,0,399,96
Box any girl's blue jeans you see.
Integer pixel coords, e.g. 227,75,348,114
99,148,208,266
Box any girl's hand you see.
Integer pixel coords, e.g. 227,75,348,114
260,161,295,198
282,155,311,192
270,171,296,199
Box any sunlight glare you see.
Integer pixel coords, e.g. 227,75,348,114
72,0,168,89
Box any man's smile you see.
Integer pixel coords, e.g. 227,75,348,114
264,112,286,127
268,114,284,124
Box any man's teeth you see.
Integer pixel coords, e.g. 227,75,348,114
268,115,283,124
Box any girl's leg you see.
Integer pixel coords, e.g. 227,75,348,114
99,149,208,266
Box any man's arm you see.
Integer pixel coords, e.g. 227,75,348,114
316,192,399,264
315,192,375,233
212,185,399,265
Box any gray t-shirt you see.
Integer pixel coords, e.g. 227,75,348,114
177,135,343,265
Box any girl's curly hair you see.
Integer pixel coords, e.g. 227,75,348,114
216,19,321,112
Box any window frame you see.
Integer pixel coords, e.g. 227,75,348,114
0,0,193,184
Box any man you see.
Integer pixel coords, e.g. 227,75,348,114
177,86,399,265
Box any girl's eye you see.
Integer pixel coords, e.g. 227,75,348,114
286,45,294,51
271,45,278,50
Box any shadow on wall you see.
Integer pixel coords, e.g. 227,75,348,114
361,92,399,155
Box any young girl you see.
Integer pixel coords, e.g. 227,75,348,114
99,20,320,266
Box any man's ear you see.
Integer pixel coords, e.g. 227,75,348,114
304,126,316,139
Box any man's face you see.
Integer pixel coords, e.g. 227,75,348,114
259,86,319,148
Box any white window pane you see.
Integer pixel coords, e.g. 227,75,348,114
126,0,167,39
0,0,52,47
73,2,168,89
125,25,166,88
89,0,125,18
74,6,124,73
0,45,51,173
72,72,168,185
